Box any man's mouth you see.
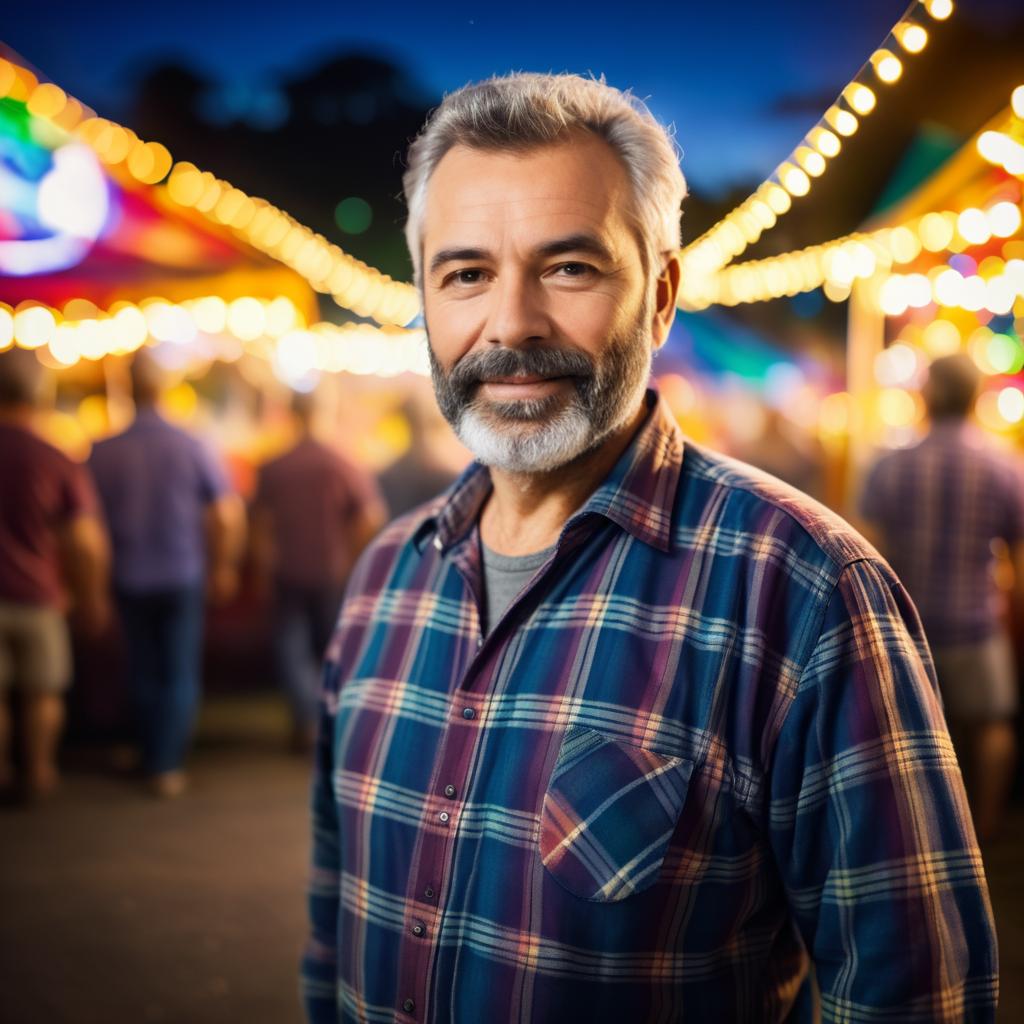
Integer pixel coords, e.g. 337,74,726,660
481,374,565,386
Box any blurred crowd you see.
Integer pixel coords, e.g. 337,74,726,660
0,346,458,802
2,345,1022,843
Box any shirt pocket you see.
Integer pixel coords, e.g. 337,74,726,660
538,724,694,902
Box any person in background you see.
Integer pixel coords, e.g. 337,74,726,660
88,353,244,798
861,351,1024,842
378,392,460,518
251,389,386,752
0,349,109,801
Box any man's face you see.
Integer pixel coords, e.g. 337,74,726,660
421,136,659,474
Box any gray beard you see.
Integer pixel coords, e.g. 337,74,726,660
427,303,653,475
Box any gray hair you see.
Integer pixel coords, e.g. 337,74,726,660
402,72,687,286
0,348,45,407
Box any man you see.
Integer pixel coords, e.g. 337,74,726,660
89,353,243,797
303,74,997,1022
378,392,460,518
252,389,386,752
862,353,1024,842
0,348,109,800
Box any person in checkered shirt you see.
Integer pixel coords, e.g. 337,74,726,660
302,74,997,1023
862,353,1024,842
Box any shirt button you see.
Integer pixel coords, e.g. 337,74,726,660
462,707,475,720
403,998,416,1012
443,784,457,798
438,811,450,823
412,923,425,937
424,886,435,899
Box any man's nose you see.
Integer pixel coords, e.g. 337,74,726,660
482,273,550,348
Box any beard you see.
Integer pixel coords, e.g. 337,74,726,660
427,298,654,475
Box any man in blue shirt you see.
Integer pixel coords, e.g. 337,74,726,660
89,353,243,797
303,73,997,1022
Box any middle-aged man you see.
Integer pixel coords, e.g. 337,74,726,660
303,74,997,1023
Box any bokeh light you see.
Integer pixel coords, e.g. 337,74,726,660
334,197,373,235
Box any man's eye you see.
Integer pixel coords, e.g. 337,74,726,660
451,269,485,285
554,262,595,278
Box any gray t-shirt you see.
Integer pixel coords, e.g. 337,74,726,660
480,539,556,635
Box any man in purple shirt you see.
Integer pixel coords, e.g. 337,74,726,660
252,389,386,751
0,349,109,801
89,353,244,797
862,352,1024,840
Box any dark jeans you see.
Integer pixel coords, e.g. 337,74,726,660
117,585,205,775
272,581,343,729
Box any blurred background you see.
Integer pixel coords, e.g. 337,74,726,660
1,0,1023,1020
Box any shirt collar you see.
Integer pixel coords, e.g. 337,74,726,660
413,388,684,556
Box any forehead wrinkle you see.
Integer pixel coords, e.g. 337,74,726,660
427,201,625,247
422,141,640,270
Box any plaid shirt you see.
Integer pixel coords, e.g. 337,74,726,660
861,421,1024,647
303,391,996,1023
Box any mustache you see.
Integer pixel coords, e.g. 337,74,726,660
447,346,595,394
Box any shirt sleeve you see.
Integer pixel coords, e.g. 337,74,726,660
767,558,998,1022
62,458,99,521
301,654,344,1022
857,456,887,525
998,460,1024,547
193,438,230,504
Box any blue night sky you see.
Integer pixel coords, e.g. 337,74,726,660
4,0,1021,195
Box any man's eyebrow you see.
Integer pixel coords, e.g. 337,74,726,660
427,234,616,277
535,233,615,262
428,247,492,276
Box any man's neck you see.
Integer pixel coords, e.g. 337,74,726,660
0,404,35,428
479,401,647,557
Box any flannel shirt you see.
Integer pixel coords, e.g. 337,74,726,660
303,390,997,1023
861,420,1024,646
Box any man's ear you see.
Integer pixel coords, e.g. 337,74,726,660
651,253,682,351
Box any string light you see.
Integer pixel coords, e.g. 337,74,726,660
678,195,1024,313
809,127,842,157
870,50,903,84
163,161,419,326
678,0,952,286
2,295,427,379
2,56,420,329
977,130,1024,176
894,22,928,53
922,0,952,22
682,78,1022,312
844,83,877,115
1013,86,1024,120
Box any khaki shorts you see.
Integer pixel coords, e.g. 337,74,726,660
931,630,1018,723
0,602,72,695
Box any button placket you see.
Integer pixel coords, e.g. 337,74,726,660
397,674,484,1019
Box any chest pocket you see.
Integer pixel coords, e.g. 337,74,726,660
539,725,694,902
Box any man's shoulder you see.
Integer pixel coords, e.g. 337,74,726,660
679,441,880,578
346,493,449,592
1,423,77,474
